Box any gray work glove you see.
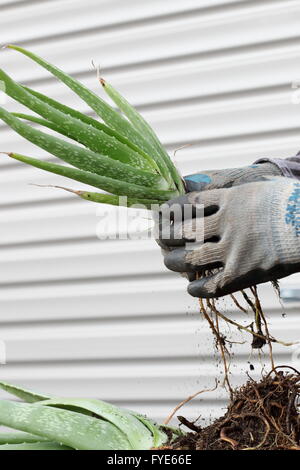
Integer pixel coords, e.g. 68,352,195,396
157,162,282,278
159,178,300,298
184,162,282,192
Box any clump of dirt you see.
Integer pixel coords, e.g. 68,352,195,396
167,367,300,450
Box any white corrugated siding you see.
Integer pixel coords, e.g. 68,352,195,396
0,0,300,425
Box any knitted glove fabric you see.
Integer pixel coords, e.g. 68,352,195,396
184,162,282,192
159,178,300,298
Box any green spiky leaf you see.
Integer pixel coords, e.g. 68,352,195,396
0,107,167,190
0,69,156,172
7,45,171,182
0,400,132,450
101,78,185,192
0,431,49,444
0,442,72,450
5,153,177,201
48,186,162,209
0,380,50,403
0,382,178,450
22,85,160,171
0,45,185,208
40,398,158,450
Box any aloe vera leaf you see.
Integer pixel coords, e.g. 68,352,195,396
41,398,155,450
0,442,72,450
0,382,164,449
0,106,168,190
101,78,185,192
8,45,171,180
0,70,155,173
0,431,49,444
129,413,184,448
13,111,156,173
129,412,169,448
0,381,50,403
80,193,161,209
51,186,162,209
6,44,172,184
79,192,161,209
0,400,131,450
13,112,66,132
4,153,178,201
22,85,161,172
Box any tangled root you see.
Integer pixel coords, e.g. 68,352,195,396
168,367,300,450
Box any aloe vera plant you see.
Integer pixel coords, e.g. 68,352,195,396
0,381,182,450
0,47,187,450
0,45,185,206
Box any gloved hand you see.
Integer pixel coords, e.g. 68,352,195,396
159,178,300,298
184,162,282,192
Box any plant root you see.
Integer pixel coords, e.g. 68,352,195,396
195,278,298,396
168,368,300,450
163,380,218,425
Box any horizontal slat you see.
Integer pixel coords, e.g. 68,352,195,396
0,239,167,284
0,315,296,421
148,95,296,145
101,46,300,108
3,41,299,114
0,315,297,367
0,275,294,322
0,360,293,400
0,0,242,44
1,0,27,5
173,134,300,175
0,277,196,322
0,192,154,245
0,0,36,6
2,1,300,83
0,319,203,362
0,201,99,245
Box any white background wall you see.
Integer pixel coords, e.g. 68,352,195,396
0,0,300,426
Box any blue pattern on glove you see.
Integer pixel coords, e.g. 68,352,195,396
285,182,300,237
184,174,212,184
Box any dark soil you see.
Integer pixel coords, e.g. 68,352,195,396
166,367,300,450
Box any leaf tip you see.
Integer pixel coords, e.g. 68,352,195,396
5,44,24,54
4,44,18,52
0,151,13,157
30,184,82,196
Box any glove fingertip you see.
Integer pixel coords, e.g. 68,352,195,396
187,272,225,298
187,278,209,298
164,247,187,273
